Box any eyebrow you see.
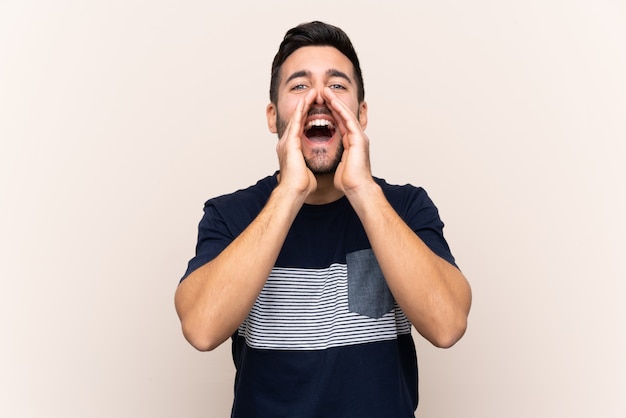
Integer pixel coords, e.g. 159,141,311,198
285,69,353,85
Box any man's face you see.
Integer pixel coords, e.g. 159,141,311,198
266,46,368,175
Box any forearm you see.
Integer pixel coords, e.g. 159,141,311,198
347,182,472,348
175,185,306,351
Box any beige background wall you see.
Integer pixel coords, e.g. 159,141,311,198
1,1,624,417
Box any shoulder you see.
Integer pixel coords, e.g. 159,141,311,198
199,175,277,235
374,177,456,265
373,177,433,211
205,175,277,210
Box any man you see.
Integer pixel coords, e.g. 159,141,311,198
175,21,472,417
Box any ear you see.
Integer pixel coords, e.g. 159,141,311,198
358,101,368,130
266,103,277,134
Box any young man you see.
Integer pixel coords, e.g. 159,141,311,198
175,21,471,417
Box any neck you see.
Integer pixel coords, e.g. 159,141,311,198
305,173,344,205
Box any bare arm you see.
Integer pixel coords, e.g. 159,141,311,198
174,185,307,351
326,87,472,348
175,91,318,351
347,183,471,348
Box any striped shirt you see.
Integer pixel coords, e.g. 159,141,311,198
182,174,456,418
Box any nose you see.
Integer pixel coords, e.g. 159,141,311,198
313,87,325,105
308,89,332,117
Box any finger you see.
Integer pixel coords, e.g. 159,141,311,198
286,89,317,141
320,89,348,137
323,88,362,136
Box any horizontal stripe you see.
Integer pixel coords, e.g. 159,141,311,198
238,264,411,350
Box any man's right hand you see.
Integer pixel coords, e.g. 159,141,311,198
275,89,318,199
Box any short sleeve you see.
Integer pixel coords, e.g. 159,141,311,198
180,202,234,282
407,188,457,268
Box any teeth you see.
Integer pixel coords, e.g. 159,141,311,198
305,119,335,130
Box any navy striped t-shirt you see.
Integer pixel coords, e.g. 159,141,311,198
182,174,456,417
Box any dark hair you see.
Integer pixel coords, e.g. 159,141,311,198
269,21,365,104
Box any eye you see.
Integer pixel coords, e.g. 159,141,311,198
291,84,308,91
329,84,346,90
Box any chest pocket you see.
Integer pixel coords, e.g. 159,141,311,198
346,249,395,318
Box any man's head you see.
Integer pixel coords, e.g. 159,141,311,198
267,22,367,176
269,21,365,106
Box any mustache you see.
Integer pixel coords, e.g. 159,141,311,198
307,106,333,117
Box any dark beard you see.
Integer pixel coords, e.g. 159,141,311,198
275,111,344,175
305,142,344,175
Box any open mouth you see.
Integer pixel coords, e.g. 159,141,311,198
304,119,336,143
